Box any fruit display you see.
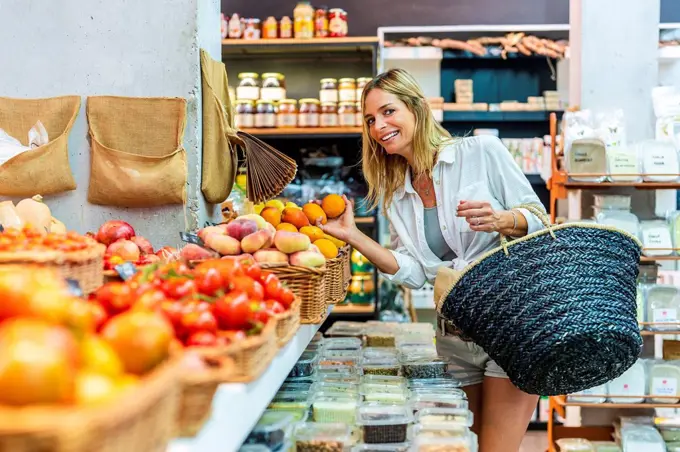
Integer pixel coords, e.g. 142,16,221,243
0,227,99,254
89,259,296,348
0,195,66,234
91,220,179,270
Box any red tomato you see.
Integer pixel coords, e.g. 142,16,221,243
194,267,225,296
278,287,295,309
243,263,262,282
160,301,184,333
263,299,286,315
94,283,135,315
217,329,247,344
160,278,196,299
230,276,264,301
186,331,218,347
180,310,217,336
90,302,109,332
195,260,243,281
182,300,212,314
134,289,167,311
262,274,283,300
213,291,258,330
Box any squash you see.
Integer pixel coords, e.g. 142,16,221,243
16,195,51,233
0,201,23,230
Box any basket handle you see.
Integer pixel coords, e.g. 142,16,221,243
499,203,556,255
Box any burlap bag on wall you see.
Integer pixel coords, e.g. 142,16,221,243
200,49,238,204
0,95,79,196
87,96,187,207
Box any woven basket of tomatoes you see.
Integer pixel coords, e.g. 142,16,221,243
0,265,182,452
0,227,106,294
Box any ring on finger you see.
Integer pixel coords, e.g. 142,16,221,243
475,217,480,226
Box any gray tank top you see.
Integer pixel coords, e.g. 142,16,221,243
423,206,457,261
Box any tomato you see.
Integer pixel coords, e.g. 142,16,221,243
230,276,264,301
134,289,167,311
263,299,286,315
64,298,97,333
94,282,135,315
195,259,243,281
186,331,218,347
278,286,295,309
160,278,196,299
0,266,72,324
159,300,184,332
262,273,283,300
217,329,247,344
213,291,258,330
194,267,225,296
180,310,218,336
243,263,262,282
90,302,109,332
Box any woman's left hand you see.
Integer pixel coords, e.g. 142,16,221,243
457,200,509,232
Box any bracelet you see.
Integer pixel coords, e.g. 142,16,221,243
509,210,518,235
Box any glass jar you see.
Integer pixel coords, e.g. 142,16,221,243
277,99,298,128
328,8,348,38
338,78,356,102
356,77,371,101
299,99,320,128
320,102,338,128
355,101,362,127
261,73,286,101
263,16,278,39
280,16,293,38
294,1,314,39
228,13,242,38
320,78,338,103
338,102,356,127
236,73,260,100
349,275,375,304
235,100,255,128
255,100,276,128
315,7,328,38
243,18,261,40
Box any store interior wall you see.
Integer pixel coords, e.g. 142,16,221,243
0,0,222,248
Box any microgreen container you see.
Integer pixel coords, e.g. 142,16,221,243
365,332,396,347
351,443,410,452
289,352,319,378
360,385,410,404
318,373,361,385
412,423,472,439
409,393,469,413
411,433,477,452
310,381,360,395
407,378,461,389
356,403,413,444
267,391,311,418
401,357,449,379
244,410,293,450
415,408,474,427
362,347,399,360
361,358,402,377
294,422,352,452
311,393,361,423
316,364,357,377
361,375,407,387
323,337,364,351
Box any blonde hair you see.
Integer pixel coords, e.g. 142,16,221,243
360,68,454,214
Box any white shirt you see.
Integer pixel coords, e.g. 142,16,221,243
381,135,545,289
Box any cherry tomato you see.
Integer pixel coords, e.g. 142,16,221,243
182,300,212,314
217,329,247,345
243,263,262,282
134,289,167,311
230,276,264,301
93,282,135,315
160,278,196,299
195,260,243,282
263,299,286,315
262,274,283,300
194,267,225,296
160,300,184,332
252,308,271,325
278,287,295,309
180,310,217,336
90,302,109,332
186,331,218,347
213,291,258,330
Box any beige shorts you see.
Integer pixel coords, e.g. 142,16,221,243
435,327,508,387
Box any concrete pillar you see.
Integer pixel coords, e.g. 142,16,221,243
0,0,222,248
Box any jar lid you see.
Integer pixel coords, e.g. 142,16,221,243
256,99,274,104
321,102,337,107
329,8,346,13
339,77,356,83
278,99,298,104
299,98,321,104
238,72,259,79
262,72,285,79
265,16,277,20
357,77,373,83
339,101,356,106
248,18,261,23
320,78,338,84
236,99,254,104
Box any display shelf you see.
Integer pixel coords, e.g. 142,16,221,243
240,127,362,139
222,36,379,54
443,111,562,122
355,216,375,225
333,304,375,314
554,395,680,409
641,255,680,262
168,308,332,452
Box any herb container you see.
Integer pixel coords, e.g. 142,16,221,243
365,333,396,347
410,388,467,399
326,324,365,339
401,357,449,379
360,385,410,404
361,361,401,377
351,443,410,452
361,375,407,387
410,393,469,413
312,393,361,423
268,391,311,417
289,352,319,378
363,347,398,360
324,337,363,351
415,408,474,427
244,410,293,450
319,373,361,385
317,364,357,378
294,422,352,452
412,423,471,439
408,378,461,389
311,381,360,395
411,433,477,452
357,403,413,444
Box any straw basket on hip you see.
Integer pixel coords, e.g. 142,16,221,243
435,204,643,396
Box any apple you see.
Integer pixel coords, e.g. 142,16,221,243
131,236,153,255
106,239,141,262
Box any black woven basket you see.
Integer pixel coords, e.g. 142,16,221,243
438,207,643,396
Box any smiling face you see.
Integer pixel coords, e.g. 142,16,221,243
363,88,416,160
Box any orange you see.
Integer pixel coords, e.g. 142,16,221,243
314,238,339,259
302,203,327,225
281,207,310,229
276,223,298,233
300,226,325,242
260,207,282,227
323,233,346,248
321,194,346,219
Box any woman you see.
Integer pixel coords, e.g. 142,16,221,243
320,68,545,452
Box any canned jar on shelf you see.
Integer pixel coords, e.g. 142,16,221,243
339,78,357,102
243,18,261,40
294,1,314,39
320,102,339,128
236,72,260,100
299,98,321,128
263,16,278,39
328,8,348,38
261,72,286,101
349,275,375,305
320,78,339,103
255,100,276,128
356,77,371,101
355,101,362,127
277,99,298,128
314,7,328,38
235,100,255,128
338,102,356,127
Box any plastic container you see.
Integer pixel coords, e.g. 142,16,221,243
321,349,361,365
360,385,410,404
244,410,293,450
640,220,673,257
411,434,477,452
415,408,474,427
310,381,359,395
294,422,352,452
323,337,363,351
357,403,413,444
318,374,361,385
648,360,680,403
311,393,360,423
408,378,461,389
362,362,402,377
555,438,594,451
280,382,314,393
412,423,471,439
316,364,357,377
410,393,469,413
621,425,666,452
593,195,632,210
289,352,319,378
238,445,271,452
268,391,311,417
409,388,467,399
590,442,620,452
285,373,317,385
567,384,607,404
606,359,646,403
366,332,396,347
362,375,407,387
363,347,399,360
351,444,410,452
645,285,680,331
595,209,640,238
659,425,680,442
401,357,449,379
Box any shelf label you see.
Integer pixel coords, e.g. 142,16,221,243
65,278,83,297
179,232,205,247
115,262,138,281
652,377,678,396
653,308,678,324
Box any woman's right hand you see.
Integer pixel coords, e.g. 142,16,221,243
313,195,358,244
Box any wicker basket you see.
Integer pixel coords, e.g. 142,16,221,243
221,318,278,382
273,297,301,347
0,240,105,294
324,245,352,305
176,352,235,438
341,245,351,289
260,264,328,324
0,356,182,452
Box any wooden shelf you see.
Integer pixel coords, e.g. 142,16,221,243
240,127,362,139
641,329,680,335
355,217,375,225
223,37,378,46
333,304,375,314
555,398,680,409
564,181,680,189
640,255,680,262
443,111,562,122
222,36,378,55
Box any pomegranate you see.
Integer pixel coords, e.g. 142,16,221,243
131,236,153,255
106,239,141,262
96,220,135,246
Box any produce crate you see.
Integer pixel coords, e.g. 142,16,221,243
221,318,278,383
0,241,106,294
273,297,301,347
176,352,235,438
0,355,182,452
260,264,327,324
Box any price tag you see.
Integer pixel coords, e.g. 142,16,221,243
66,278,83,297
663,340,680,360
0,224,4,232
179,232,205,247
652,377,678,396
114,262,138,281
